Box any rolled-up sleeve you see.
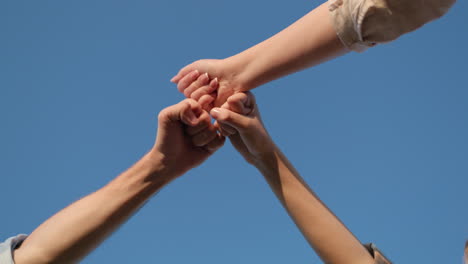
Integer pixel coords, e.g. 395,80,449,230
328,0,456,52
0,235,28,264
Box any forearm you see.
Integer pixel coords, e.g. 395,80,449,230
14,153,170,264
255,147,373,264
227,3,347,91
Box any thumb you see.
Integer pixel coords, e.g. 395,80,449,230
210,107,250,132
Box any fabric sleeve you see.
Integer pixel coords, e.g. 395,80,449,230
0,235,28,264
327,0,457,52
364,243,392,264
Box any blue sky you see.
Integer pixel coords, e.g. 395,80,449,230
1,1,467,263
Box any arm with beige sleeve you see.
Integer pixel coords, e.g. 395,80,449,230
172,0,457,108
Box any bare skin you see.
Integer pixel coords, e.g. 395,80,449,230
171,3,347,108
210,92,375,264
13,99,224,264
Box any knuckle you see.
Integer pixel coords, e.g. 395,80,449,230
227,96,236,104
201,113,211,123
195,91,208,101
177,84,185,93
190,91,201,100
157,108,171,121
157,111,166,121
184,98,196,106
178,80,189,90
179,100,191,111
184,89,193,98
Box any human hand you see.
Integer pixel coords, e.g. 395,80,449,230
171,59,247,110
209,92,275,166
150,99,225,179
169,68,220,111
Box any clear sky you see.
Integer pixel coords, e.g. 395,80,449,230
1,1,467,263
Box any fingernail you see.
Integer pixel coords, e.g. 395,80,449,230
210,108,221,118
211,78,218,87
170,76,177,83
200,72,209,82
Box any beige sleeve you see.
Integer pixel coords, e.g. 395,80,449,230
328,0,457,52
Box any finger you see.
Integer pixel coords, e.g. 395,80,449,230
192,125,218,147
183,73,210,98
219,100,229,110
213,87,253,109
199,94,216,112
171,62,197,84
210,107,250,131
243,91,256,107
227,92,256,115
234,91,255,108
219,123,236,137
177,70,200,93
213,91,231,109
185,111,211,136
158,100,187,123
179,99,203,126
190,78,218,101
204,134,225,153
219,98,249,125
213,117,231,137
227,93,248,114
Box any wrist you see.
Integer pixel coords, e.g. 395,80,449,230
249,140,279,170
143,150,180,181
104,152,173,201
223,54,255,92
226,42,277,91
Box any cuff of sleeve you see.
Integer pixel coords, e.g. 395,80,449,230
328,0,376,52
364,243,392,264
0,234,28,264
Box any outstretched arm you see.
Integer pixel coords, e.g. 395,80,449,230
172,0,455,108
14,154,169,264
13,99,224,264
210,92,382,264
172,3,345,107
253,147,373,264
